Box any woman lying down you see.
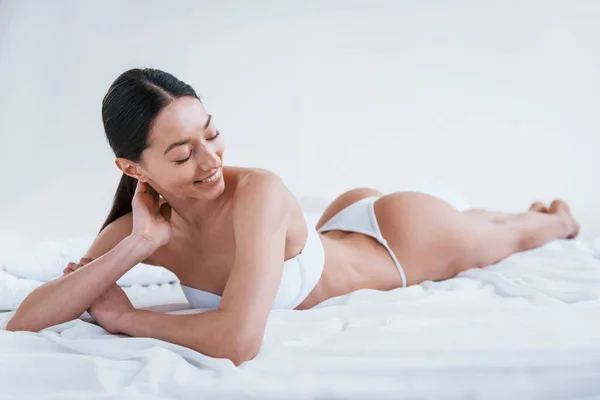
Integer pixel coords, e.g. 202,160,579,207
6,68,580,365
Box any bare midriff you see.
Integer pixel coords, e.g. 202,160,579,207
295,231,404,310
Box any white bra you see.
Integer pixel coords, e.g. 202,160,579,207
180,215,325,310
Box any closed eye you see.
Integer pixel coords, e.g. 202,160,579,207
175,152,192,165
208,130,221,141
174,131,219,164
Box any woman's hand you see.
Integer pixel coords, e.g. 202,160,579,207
63,258,134,334
131,181,172,251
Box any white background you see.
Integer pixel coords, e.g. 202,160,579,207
0,0,598,243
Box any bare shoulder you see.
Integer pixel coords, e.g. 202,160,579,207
228,168,295,224
225,166,283,186
238,168,284,188
233,168,290,204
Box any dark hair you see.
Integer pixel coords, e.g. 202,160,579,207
100,68,199,232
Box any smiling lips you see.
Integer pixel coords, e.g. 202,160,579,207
195,168,221,185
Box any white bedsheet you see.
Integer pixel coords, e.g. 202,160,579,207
0,235,178,286
2,238,600,399
0,269,189,312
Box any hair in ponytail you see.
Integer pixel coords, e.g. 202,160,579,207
100,68,199,232
99,174,137,232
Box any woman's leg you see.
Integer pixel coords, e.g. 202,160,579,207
463,201,549,222
374,193,580,285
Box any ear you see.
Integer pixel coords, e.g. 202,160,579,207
115,158,148,182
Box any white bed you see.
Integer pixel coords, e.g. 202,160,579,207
2,234,600,399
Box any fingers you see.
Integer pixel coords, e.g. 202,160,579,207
63,257,93,275
79,257,92,266
135,180,147,194
134,180,160,205
63,262,78,275
137,179,158,199
146,184,160,203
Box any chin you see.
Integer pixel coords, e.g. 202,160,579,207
191,180,225,200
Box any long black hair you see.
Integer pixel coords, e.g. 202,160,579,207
100,68,199,232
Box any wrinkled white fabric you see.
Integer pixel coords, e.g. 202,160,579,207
1,238,600,399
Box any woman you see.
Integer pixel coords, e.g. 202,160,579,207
7,68,580,365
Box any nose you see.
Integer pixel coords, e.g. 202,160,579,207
196,146,221,171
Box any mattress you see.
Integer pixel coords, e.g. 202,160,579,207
1,238,600,399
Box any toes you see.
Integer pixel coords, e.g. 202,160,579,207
567,220,581,239
549,199,580,239
549,199,570,214
529,201,548,213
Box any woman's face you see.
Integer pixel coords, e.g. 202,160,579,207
130,97,226,200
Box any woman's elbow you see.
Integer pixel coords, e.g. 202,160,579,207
228,334,261,366
5,315,38,333
211,325,262,366
5,303,49,333
4,318,18,332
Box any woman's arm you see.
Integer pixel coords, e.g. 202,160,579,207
5,233,154,332
108,172,290,365
6,181,170,332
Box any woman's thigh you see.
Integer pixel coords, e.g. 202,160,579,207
374,192,520,285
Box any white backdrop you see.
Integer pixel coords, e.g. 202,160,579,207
0,0,598,244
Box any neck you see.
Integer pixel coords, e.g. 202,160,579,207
153,189,224,228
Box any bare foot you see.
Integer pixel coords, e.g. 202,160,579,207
529,201,549,213
548,199,581,239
